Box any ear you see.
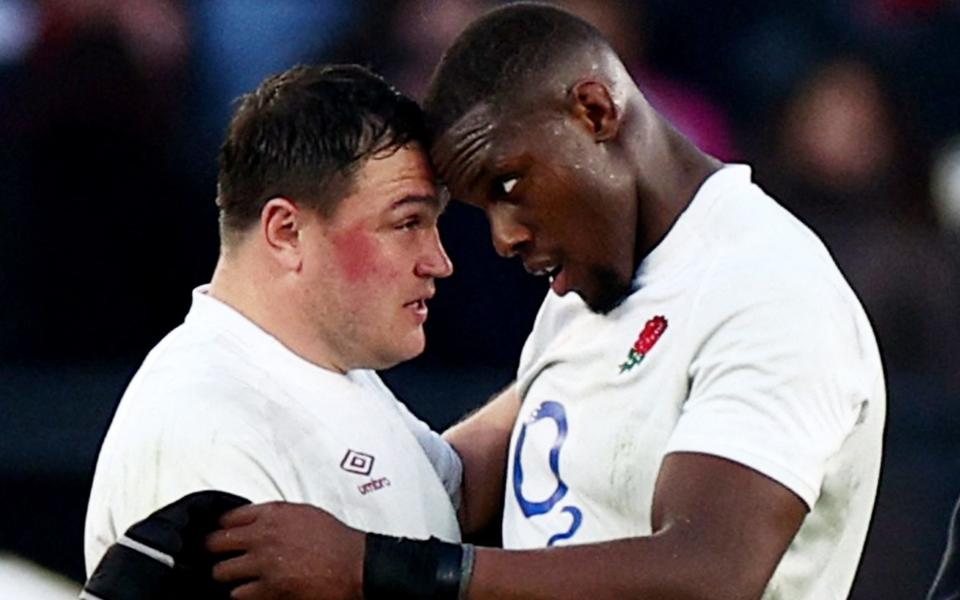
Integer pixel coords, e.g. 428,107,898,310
569,80,620,142
260,197,304,271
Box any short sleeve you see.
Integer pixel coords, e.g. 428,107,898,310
665,277,867,509
155,400,288,506
359,371,463,507
392,400,464,508
85,389,289,575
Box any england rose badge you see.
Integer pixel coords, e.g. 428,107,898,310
618,315,668,373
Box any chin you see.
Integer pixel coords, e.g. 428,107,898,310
395,333,427,363
583,270,633,315
366,335,425,370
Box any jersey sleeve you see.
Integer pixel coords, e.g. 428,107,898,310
360,371,464,507
85,387,288,575
157,405,287,505
393,400,464,509
665,270,870,509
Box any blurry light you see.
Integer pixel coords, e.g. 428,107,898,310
0,0,39,65
931,138,960,232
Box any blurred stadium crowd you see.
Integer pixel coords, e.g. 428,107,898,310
0,0,958,597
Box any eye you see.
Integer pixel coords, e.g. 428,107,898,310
396,216,422,231
499,177,519,195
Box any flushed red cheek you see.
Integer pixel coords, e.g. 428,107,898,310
331,225,394,283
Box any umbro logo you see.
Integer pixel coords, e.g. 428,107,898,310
358,477,391,495
341,449,392,495
340,449,374,476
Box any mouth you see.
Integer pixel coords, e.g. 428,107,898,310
403,294,432,323
523,259,562,278
524,260,569,295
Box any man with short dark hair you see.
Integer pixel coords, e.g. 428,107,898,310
207,5,885,599
84,64,461,575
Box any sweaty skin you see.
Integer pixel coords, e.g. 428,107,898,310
433,103,498,195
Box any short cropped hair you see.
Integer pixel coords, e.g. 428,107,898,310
424,2,609,138
217,64,426,240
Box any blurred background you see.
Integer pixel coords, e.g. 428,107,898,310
1,0,958,597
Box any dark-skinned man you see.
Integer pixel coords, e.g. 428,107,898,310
207,5,885,599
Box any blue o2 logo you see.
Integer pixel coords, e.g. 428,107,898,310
512,400,583,546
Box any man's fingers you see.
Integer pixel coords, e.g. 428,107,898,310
212,553,259,583
230,580,265,600
207,524,257,554
219,503,265,528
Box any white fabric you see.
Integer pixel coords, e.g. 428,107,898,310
116,535,174,568
0,554,79,600
84,287,461,576
502,165,885,599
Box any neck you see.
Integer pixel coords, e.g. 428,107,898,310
208,247,348,374
629,111,722,264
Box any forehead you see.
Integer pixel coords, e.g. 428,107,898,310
331,144,443,221
431,102,553,197
430,103,496,192
355,144,436,193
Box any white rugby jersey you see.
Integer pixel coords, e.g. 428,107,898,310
85,287,461,575
503,165,885,599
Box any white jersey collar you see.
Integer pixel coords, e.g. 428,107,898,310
634,164,752,287
185,285,353,385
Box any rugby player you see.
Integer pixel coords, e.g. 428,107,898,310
84,64,464,575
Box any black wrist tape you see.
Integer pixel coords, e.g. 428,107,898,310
363,533,463,600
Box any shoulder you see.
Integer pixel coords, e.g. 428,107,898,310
695,181,861,321
95,364,288,499
131,318,276,406
107,332,284,458
685,186,882,380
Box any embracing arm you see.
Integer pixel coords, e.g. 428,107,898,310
443,384,520,535
466,451,806,600
207,450,805,600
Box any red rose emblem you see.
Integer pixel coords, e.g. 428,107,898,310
619,315,669,373
632,316,668,355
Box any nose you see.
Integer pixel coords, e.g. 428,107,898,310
489,205,531,258
415,227,454,279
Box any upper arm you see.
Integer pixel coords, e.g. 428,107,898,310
468,451,806,600
650,452,808,598
669,267,871,510
443,383,520,452
647,269,868,594
443,384,521,533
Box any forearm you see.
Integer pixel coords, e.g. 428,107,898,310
467,535,751,600
462,453,805,600
444,384,519,534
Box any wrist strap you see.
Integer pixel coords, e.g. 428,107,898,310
459,543,476,600
363,533,466,600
